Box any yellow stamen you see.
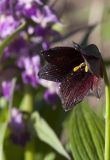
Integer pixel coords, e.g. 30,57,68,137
73,66,80,72
73,63,85,72
85,64,89,72
73,62,89,72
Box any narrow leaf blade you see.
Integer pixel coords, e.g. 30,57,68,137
31,112,71,160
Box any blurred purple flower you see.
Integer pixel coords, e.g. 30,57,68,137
0,0,6,13
44,89,58,106
3,36,29,58
0,0,60,89
9,108,30,146
1,80,12,101
42,41,50,50
35,25,60,49
18,0,43,7
31,5,59,26
16,0,43,18
0,0,16,14
10,36,28,53
40,79,59,105
23,5,37,18
0,0,43,20
35,25,59,37
21,55,40,87
0,15,19,41
35,0,43,5
10,108,25,132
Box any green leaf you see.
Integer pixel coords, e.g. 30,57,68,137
0,22,26,56
44,152,56,160
31,112,71,160
0,122,7,160
4,139,24,160
0,107,9,160
24,140,35,160
69,103,104,160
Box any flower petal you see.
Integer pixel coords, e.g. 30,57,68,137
59,71,94,111
84,44,102,58
83,44,103,77
38,63,71,82
41,47,83,66
91,76,103,98
85,57,103,77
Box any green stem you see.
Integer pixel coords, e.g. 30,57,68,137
21,88,34,160
20,87,33,113
24,140,35,160
8,78,16,121
104,65,110,160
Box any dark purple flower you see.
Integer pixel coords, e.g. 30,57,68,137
9,108,30,147
1,80,13,101
38,43,103,111
44,89,58,106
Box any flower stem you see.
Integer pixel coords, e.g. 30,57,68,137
104,65,110,160
24,139,35,160
8,78,16,121
20,87,33,113
21,87,34,160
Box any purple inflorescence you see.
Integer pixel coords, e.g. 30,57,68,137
21,55,40,87
1,80,13,101
9,108,30,146
0,0,61,146
44,89,58,106
0,0,60,92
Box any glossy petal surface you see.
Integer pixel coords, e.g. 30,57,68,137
41,47,83,66
91,76,103,98
59,71,94,111
39,63,72,82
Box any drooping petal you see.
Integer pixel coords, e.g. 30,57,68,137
83,44,103,77
91,76,103,98
85,57,103,78
84,44,102,58
38,63,72,82
41,47,83,66
59,71,94,111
